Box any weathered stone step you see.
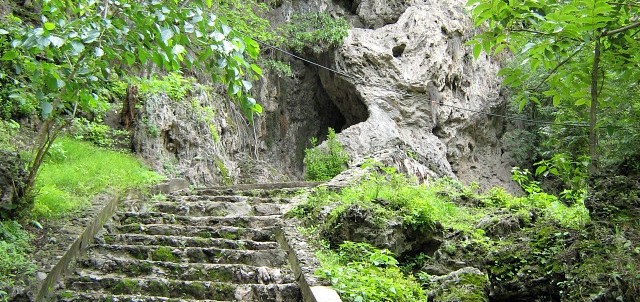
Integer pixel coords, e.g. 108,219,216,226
89,244,289,266
151,201,284,216
168,195,293,204
75,258,296,283
189,187,307,198
58,291,227,302
65,277,301,301
112,224,277,241
116,212,281,228
99,233,279,250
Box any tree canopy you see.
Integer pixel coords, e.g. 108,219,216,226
467,0,640,172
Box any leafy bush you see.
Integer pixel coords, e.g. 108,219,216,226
303,128,349,181
72,118,129,148
0,220,35,298
317,241,426,302
34,137,165,219
279,13,349,54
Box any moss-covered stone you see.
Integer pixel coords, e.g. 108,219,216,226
151,246,178,262
112,279,139,295
426,267,489,302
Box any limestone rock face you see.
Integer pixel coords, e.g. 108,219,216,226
131,87,288,186
131,0,516,190
318,0,515,190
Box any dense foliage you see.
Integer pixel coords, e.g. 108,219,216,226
467,0,640,173
290,164,637,301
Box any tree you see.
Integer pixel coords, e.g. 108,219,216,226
0,0,264,202
467,0,640,174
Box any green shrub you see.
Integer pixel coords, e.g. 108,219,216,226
303,128,349,181
279,13,349,54
317,241,426,302
72,118,119,148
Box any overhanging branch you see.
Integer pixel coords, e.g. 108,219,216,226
603,21,640,36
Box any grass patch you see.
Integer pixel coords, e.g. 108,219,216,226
34,137,165,219
0,221,36,299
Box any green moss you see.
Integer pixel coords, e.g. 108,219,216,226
59,290,74,298
152,246,178,262
112,279,139,295
183,282,207,299
196,231,212,238
147,279,170,296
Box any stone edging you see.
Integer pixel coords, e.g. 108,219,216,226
34,192,120,302
34,178,190,302
277,221,343,302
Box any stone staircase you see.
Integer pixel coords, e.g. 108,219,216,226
57,183,318,302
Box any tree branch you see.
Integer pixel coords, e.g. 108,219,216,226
603,21,640,36
532,43,586,91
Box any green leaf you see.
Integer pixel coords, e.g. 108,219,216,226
171,44,185,55
94,47,104,57
1,50,19,61
0,29,9,35
83,29,100,43
44,22,56,31
205,0,213,8
250,64,263,76
535,165,547,176
70,41,85,56
49,36,64,47
574,98,588,106
472,43,482,59
160,27,174,45
41,101,53,118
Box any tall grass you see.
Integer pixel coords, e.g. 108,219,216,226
34,137,165,219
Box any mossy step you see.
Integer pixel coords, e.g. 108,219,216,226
116,212,281,228
58,291,228,302
190,187,307,198
168,195,293,204
75,259,296,283
89,244,289,266
65,276,301,301
151,201,284,217
112,224,277,242
99,233,280,250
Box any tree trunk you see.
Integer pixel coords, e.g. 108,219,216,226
589,38,601,175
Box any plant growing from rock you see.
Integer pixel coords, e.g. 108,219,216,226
303,128,349,181
279,12,349,54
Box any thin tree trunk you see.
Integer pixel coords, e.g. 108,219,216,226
589,38,601,175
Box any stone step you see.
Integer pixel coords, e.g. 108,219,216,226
189,187,305,198
116,212,281,228
88,244,289,266
58,291,227,302
168,195,293,204
75,258,296,284
98,233,280,250
151,201,284,216
112,224,277,242
65,277,301,301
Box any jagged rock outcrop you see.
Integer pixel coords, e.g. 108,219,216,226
317,0,515,190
